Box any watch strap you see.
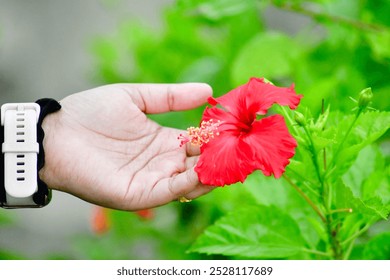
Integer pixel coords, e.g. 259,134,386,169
0,99,61,208
1,103,40,207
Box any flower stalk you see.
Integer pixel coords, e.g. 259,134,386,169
294,111,346,259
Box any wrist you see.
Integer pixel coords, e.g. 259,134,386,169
38,110,58,190
36,99,62,193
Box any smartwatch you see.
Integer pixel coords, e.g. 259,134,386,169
1,99,60,208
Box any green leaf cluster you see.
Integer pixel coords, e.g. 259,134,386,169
189,102,389,260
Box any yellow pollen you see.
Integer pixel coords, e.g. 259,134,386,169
178,119,221,147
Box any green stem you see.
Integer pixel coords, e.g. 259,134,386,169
271,1,388,33
327,110,362,172
329,208,353,214
280,106,301,138
288,168,320,196
325,182,332,211
302,248,332,258
283,175,326,223
341,222,372,246
301,123,343,259
325,218,343,259
302,182,321,198
342,222,372,260
343,239,356,260
302,125,323,186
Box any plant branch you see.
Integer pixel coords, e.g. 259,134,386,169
302,125,323,186
341,222,372,246
271,1,388,33
343,238,356,260
283,175,326,223
342,221,373,260
326,109,362,173
302,248,332,258
300,118,342,259
329,208,353,214
287,168,320,196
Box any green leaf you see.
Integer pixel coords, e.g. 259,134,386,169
325,111,390,179
362,197,389,220
347,111,390,146
362,168,390,206
244,171,321,248
312,134,335,150
334,180,388,220
343,145,390,205
363,232,390,260
338,213,369,244
231,32,302,85
189,205,307,258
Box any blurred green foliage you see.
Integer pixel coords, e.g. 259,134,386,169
91,0,390,123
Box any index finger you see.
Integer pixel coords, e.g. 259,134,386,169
117,83,213,114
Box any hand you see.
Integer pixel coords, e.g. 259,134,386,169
39,83,213,211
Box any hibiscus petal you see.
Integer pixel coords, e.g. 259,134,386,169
209,77,303,117
201,106,243,133
246,78,302,115
195,131,255,186
207,83,251,121
243,114,297,178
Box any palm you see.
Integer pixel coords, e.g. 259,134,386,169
40,83,213,210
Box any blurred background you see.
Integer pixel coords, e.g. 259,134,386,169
0,0,389,259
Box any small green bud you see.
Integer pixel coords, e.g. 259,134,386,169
294,111,306,126
358,87,373,109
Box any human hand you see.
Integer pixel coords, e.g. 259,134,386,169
39,83,213,210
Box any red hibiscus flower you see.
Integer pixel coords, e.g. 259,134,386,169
180,77,302,186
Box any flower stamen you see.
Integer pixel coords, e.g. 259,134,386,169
178,119,221,147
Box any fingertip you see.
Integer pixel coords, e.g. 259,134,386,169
195,83,213,97
177,82,212,94
171,82,213,110
121,82,213,113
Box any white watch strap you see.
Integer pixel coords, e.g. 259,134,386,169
1,103,40,207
